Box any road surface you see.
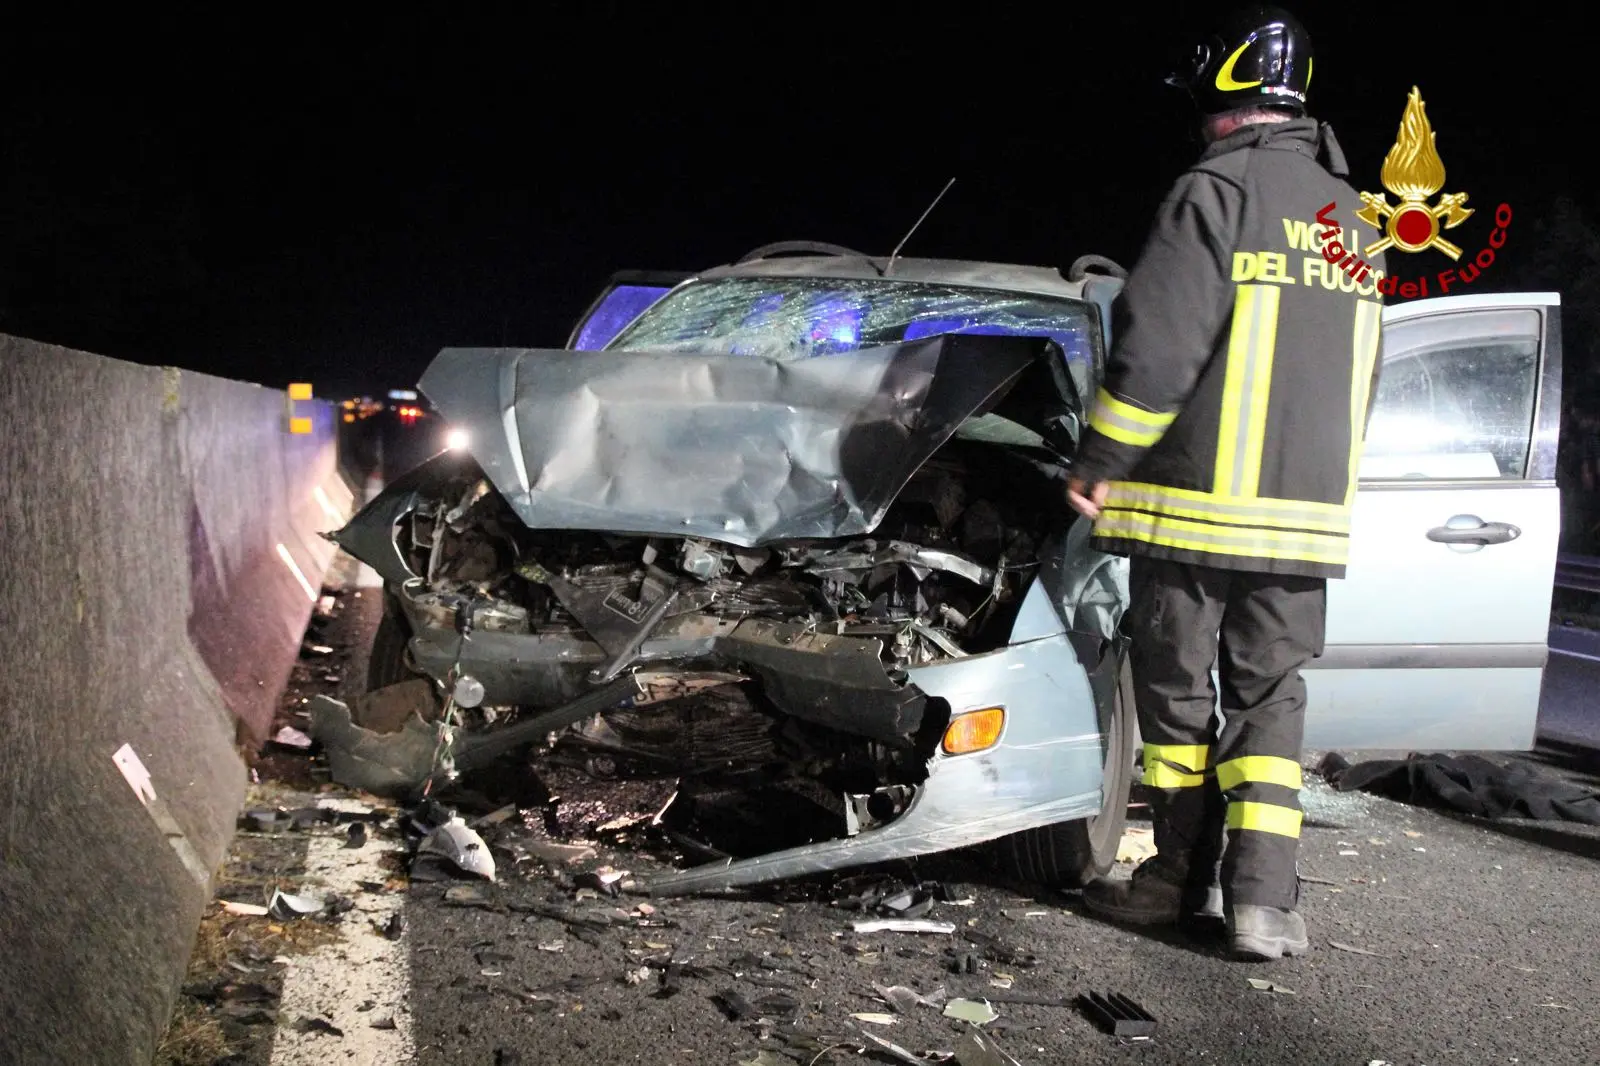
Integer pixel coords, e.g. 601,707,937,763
182,569,1600,1066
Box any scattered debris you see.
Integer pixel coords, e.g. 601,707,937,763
857,1026,956,1066
522,840,598,864
1246,978,1295,995
442,884,496,908
1116,826,1157,864
267,889,325,920
954,1030,1025,1066
344,821,367,849
1329,940,1386,957
943,998,999,1025
1078,991,1157,1038
415,816,497,881
738,1052,792,1066
294,1017,344,1037
851,1012,898,1025
853,919,956,934
221,901,270,917
272,726,314,750
1297,875,1339,886
1403,830,1423,838
874,983,948,1013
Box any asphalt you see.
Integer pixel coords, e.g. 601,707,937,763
171,563,1600,1066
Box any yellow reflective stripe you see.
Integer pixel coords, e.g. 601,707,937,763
1215,756,1304,792
1346,298,1383,504
1094,509,1349,566
1089,388,1177,447
1105,480,1346,515
1103,484,1351,535
1238,287,1280,497
1214,285,1280,499
1227,801,1303,838
1141,743,1210,788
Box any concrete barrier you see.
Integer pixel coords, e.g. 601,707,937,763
0,334,352,1065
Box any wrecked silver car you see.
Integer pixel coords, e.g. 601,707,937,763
319,248,1137,895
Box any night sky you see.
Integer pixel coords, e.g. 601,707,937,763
3,7,1593,400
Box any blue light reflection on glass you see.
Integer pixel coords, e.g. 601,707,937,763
807,294,863,355
903,316,1090,365
577,285,672,349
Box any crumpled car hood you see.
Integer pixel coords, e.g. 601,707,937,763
417,333,1078,547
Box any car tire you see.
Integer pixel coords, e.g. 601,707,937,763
366,602,417,692
992,656,1136,889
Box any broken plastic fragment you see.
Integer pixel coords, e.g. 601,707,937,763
273,726,313,749
856,1027,935,1066
1247,978,1295,995
954,1030,1025,1066
874,983,946,1013
943,998,999,1024
417,817,496,881
1078,991,1157,1038
737,1052,791,1066
853,919,955,934
1116,826,1156,864
851,1012,898,1025
1328,940,1385,957
268,889,325,919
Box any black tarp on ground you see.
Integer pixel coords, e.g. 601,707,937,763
1318,752,1600,824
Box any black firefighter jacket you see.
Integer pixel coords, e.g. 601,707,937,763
1071,118,1388,580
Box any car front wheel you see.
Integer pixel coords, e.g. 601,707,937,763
992,655,1136,888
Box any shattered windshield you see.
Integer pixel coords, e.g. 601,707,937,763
605,276,1100,408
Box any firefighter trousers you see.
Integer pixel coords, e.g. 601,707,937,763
1126,556,1327,911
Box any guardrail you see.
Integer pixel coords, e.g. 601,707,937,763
1555,553,1600,593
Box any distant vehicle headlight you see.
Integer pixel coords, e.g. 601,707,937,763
445,428,470,451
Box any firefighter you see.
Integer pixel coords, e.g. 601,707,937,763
1066,6,1386,960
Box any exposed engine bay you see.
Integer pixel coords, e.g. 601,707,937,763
368,438,1069,826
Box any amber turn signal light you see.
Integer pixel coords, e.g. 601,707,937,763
942,707,1005,755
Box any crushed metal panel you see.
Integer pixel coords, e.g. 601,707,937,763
643,633,1105,895
417,334,1066,547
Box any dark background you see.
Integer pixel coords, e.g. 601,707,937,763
2,5,1595,402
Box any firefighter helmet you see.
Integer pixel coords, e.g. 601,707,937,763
1165,6,1313,117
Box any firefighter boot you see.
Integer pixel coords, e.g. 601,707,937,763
1081,790,1224,928
1228,906,1309,960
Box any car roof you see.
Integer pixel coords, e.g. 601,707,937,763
695,254,1097,302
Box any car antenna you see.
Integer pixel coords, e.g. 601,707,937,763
884,177,956,276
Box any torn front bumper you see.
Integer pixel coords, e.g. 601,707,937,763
644,623,1109,895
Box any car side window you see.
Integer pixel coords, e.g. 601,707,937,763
1359,308,1542,481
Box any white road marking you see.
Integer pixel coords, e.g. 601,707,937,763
314,484,344,526
269,797,415,1065
276,542,320,603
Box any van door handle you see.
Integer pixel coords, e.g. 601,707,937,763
1427,519,1521,546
